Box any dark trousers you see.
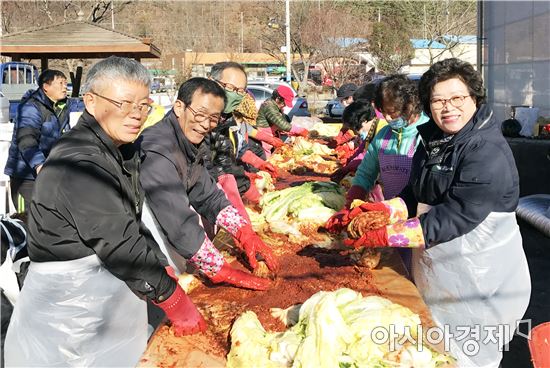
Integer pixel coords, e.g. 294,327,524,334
9,177,34,212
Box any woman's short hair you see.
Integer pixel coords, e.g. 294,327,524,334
342,101,376,132
177,77,226,107
374,74,421,120
419,58,486,116
82,56,150,94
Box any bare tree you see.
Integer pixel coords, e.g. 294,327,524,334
261,1,332,89
388,0,476,65
314,7,370,88
364,0,476,67
261,1,370,89
369,19,414,74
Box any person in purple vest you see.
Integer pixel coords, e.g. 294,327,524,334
325,74,429,270
327,58,531,368
326,74,429,228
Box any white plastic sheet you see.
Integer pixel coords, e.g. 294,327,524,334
0,215,28,305
141,200,189,275
412,212,531,368
4,254,147,367
515,107,539,137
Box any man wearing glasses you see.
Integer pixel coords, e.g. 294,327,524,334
138,77,278,299
207,62,279,207
5,56,200,366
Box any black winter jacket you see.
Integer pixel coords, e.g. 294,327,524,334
402,105,520,247
206,115,252,195
28,111,175,300
138,111,231,258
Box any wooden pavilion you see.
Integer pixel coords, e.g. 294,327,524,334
0,16,161,95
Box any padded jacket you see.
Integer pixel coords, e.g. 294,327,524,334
28,111,175,300
401,105,520,247
5,88,80,180
138,111,231,258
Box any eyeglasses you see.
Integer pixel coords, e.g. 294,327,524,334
91,92,152,115
186,105,221,126
430,95,472,110
215,80,247,96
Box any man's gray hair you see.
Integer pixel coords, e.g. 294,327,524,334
82,56,151,94
209,61,247,81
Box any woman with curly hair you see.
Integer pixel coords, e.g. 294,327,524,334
326,74,429,228
335,58,531,368
329,74,429,209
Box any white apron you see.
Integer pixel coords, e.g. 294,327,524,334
141,200,189,275
0,216,28,305
412,211,531,368
4,254,147,367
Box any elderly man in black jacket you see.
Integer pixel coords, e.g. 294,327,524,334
4,56,205,367
138,77,278,294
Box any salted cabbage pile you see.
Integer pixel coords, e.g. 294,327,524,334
227,288,454,368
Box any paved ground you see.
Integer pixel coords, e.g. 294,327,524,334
501,219,549,368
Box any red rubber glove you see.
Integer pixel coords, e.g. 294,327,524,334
344,218,425,249
255,129,285,148
260,162,278,178
324,208,352,234
288,125,309,137
324,185,369,233
240,151,278,178
243,182,261,204
244,171,262,182
235,224,279,272
346,201,391,221
344,226,389,249
217,174,251,222
153,266,207,336
328,129,354,148
210,261,271,290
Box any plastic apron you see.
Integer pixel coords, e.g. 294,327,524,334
378,128,416,270
412,211,531,368
141,199,190,276
4,254,147,367
0,216,28,306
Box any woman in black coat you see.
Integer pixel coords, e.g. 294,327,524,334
341,58,531,368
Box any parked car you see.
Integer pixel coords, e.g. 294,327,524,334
407,74,422,84
247,80,306,97
324,74,422,118
247,85,310,120
150,80,161,94
0,62,39,121
324,99,345,118
248,80,293,90
0,91,10,124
